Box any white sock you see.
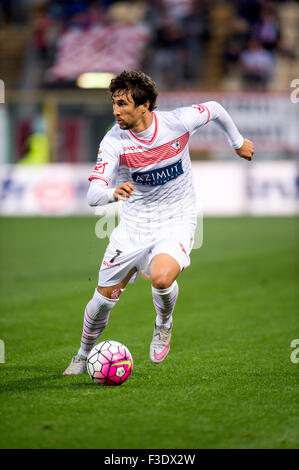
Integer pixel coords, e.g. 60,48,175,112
78,288,118,357
152,281,179,328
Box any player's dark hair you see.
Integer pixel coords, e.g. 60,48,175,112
109,70,158,111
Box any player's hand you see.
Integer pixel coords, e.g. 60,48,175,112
114,182,135,201
235,138,254,161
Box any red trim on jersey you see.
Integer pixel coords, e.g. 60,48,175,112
88,175,109,185
128,112,158,145
119,131,189,168
192,103,210,123
202,104,210,123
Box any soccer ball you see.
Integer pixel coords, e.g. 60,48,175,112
86,340,133,386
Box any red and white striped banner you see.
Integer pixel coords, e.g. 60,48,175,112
49,24,149,80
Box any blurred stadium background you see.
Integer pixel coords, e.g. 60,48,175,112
1,0,299,451
0,0,298,216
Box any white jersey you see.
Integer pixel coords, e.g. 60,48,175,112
89,101,244,234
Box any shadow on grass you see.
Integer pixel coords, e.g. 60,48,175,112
0,364,146,394
0,364,95,394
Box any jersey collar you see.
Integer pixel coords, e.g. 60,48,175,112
128,112,158,145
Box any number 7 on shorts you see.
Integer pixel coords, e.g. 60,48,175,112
109,249,122,263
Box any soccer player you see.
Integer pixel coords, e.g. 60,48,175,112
63,70,254,375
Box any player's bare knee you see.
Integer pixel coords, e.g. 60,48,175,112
151,273,173,290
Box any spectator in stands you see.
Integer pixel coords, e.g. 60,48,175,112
224,17,251,68
148,0,210,89
158,0,194,24
251,1,280,52
32,6,56,63
151,14,186,89
181,0,210,87
240,38,275,90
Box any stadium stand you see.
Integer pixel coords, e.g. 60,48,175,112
1,0,298,164
0,0,298,92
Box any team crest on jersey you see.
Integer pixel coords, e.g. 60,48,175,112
170,139,180,152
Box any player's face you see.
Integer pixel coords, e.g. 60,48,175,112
112,91,149,130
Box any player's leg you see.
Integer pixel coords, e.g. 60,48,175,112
151,253,180,289
62,267,137,375
79,266,137,353
148,230,194,364
63,221,144,375
151,253,180,327
97,265,136,299
149,254,180,363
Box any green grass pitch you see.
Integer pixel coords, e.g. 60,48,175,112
0,216,298,449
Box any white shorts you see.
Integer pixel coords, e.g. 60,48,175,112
98,222,196,287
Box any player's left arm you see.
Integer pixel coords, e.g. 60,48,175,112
202,101,254,161
181,101,254,161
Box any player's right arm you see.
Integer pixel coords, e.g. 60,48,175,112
87,131,134,206
113,182,135,201
87,180,135,206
